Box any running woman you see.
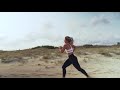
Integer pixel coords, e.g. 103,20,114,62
59,36,90,78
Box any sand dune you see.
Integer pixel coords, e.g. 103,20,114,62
0,46,120,78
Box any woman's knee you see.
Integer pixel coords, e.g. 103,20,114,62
62,65,66,69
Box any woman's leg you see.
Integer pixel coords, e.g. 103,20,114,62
62,59,72,78
71,56,89,77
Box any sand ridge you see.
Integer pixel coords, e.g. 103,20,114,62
0,46,120,78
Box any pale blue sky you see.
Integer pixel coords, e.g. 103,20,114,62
0,12,120,50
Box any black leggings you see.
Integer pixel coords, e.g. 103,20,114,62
62,54,89,78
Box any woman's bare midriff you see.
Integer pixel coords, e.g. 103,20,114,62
68,53,73,56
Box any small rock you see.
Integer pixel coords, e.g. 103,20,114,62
38,64,41,66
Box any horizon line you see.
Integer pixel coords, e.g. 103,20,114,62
1,44,120,51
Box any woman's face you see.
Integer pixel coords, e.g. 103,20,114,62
64,39,68,43
70,41,73,45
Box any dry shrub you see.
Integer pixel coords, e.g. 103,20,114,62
112,51,120,55
99,50,112,57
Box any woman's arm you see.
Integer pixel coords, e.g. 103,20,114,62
59,45,66,53
72,45,76,52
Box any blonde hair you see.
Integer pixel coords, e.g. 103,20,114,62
70,37,74,44
65,36,74,44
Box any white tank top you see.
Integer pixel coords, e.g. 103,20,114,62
65,45,74,54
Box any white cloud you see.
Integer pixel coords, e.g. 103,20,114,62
19,12,120,48
0,34,8,44
91,15,111,26
80,24,88,28
2,22,65,50
111,12,120,19
58,13,119,46
1,12,120,50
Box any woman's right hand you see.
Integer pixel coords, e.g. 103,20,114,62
59,46,62,49
59,46,65,53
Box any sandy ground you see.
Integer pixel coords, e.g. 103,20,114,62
0,53,120,78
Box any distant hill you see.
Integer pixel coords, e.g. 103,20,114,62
31,45,58,49
1,42,120,52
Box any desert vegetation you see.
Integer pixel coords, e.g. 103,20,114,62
0,44,120,78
